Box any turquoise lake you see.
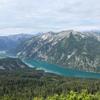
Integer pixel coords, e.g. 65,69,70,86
25,59,100,79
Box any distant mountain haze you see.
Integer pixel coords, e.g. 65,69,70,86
0,34,33,55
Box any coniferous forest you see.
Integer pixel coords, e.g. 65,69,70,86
0,69,100,100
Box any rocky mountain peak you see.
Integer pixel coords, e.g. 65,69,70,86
16,30,100,73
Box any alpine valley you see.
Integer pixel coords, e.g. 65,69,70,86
0,30,100,100
16,30,100,73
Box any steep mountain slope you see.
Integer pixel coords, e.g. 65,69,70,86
0,57,29,71
17,30,100,72
0,34,33,55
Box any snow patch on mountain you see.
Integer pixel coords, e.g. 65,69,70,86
42,35,48,40
67,50,77,59
0,66,5,70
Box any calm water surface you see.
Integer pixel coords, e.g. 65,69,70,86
25,59,100,79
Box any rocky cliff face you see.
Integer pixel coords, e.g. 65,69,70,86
17,30,100,72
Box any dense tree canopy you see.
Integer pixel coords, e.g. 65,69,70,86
0,69,100,100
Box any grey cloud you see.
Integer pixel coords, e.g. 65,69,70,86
0,0,100,35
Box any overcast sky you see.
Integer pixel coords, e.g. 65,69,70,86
0,0,100,35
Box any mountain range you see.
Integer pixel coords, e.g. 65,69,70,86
16,30,100,72
0,34,33,55
0,30,100,73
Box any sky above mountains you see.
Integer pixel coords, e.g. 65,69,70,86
0,0,100,35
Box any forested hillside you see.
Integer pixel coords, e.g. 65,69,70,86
0,69,100,100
